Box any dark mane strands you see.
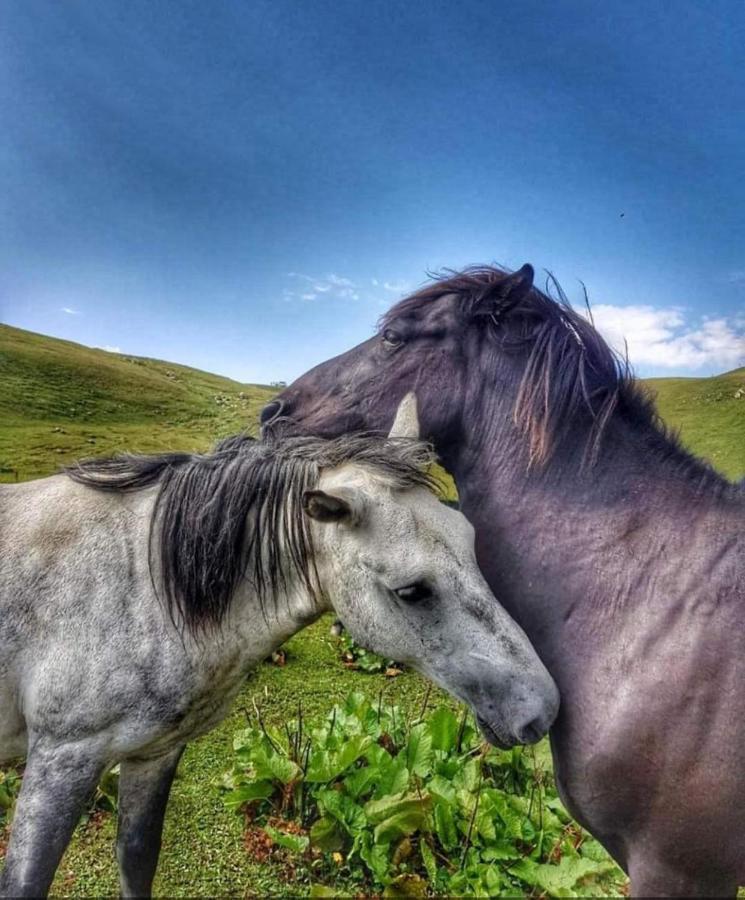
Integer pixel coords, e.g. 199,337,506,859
383,266,727,484
67,434,436,633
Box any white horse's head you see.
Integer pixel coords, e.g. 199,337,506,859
304,394,559,747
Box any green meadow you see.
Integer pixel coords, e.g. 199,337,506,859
0,323,743,896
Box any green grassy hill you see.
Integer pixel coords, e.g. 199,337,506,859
2,324,743,482
0,324,276,482
645,366,744,481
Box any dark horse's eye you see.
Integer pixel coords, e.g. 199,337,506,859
381,328,404,350
394,582,433,603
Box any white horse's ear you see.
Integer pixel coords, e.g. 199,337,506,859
388,392,419,440
302,489,362,525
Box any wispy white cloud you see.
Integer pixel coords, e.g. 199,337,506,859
585,304,745,371
287,272,360,301
61,306,80,315
381,279,412,294
327,274,354,288
99,345,121,353
284,271,419,306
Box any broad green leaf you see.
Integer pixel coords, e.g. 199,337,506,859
546,794,574,822
382,873,427,897
305,749,333,782
309,886,338,897
375,753,409,797
264,824,309,854
475,805,497,842
343,691,369,717
310,815,346,852
579,838,616,862
365,742,392,768
374,806,429,844
343,766,377,800
427,774,456,805
481,840,522,861
232,727,257,751
306,734,372,782
434,756,461,779
356,830,391,884
222,779,274,810
267,754,301,784
364,791,406,823
511,856,613,897
429,707,458,752
419,839,437,883
484,865,503,895
452,756,480,793
364,792,430,825
433,799,458,851
402,722,432,778
317,788,367,834
357,650,387,673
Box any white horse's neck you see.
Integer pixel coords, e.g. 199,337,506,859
199,572,329,673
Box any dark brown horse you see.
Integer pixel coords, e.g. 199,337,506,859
263,265,745,897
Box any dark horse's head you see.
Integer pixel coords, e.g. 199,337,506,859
263,264,667,475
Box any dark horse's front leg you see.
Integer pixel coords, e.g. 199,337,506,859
116,747,184,898
0,738,107,898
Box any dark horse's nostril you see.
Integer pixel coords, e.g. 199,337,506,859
260,400,284,425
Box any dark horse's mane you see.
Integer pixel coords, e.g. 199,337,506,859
66,433,436,632
384,266,730,485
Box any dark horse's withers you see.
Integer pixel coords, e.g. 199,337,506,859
264,265,745,897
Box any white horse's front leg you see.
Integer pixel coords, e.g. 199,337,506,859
0,738,107,898
116,746,184,898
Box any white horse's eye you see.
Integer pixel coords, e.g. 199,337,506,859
394,582,432,603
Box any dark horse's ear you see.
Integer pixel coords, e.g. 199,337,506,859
473,264,534,320
302,489,354,523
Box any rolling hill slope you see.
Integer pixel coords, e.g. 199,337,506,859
1,324,743,482
645,367,744,481
0,324,276,481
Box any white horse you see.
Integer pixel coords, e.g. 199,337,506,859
0,396,558,897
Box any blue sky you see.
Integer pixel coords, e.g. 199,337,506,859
2,0,744,383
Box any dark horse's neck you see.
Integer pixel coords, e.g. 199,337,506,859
443,415,744,678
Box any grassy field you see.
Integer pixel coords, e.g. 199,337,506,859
647,366,745,481
0,324,743,896
0,324,276,483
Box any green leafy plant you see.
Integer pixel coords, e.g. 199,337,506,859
222,693,624,897
0,767,22,827
0,764,118,832
336,632,402,675
92,765,120,814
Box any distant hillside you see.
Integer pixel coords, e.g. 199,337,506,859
0,324,276,481
645,367,744,481
1,325,743,483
